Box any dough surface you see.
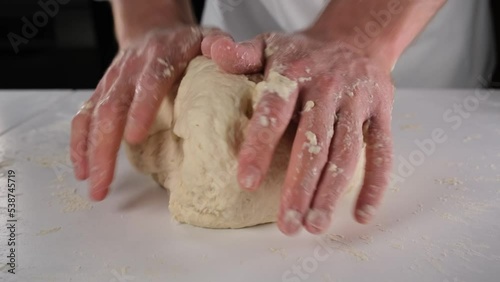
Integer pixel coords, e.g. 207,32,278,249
125,56,365,229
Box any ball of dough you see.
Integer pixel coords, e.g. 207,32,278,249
125,56,365,229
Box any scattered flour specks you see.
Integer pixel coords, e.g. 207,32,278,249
304,131,321,154
157,58,175,78
326,234,370,262
53,188,93,213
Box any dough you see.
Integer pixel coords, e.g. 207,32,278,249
125,56,365,229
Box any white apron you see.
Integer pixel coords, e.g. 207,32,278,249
202,0,495,88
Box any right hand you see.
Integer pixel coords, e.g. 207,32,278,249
70,26,204,201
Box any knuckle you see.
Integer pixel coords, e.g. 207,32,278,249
299,181,317,197
255,126,277,146
105,63,121,78
257,100,290,130
319,188,342,210
239,145,258,162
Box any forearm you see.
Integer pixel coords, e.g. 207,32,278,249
111,0,196,48
309,0,447,69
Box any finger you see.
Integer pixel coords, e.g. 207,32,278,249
237,69,299,191
201,29,233,57
124,56,177,144
354,114,393,224
70,94,98,180
204,35,265,74
277,100,333,235
305,111,364,234
88,74,134,201
70,64,120,180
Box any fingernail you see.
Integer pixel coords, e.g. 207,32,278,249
305,209,328,232
284,209,303,230
240,165,261,190
124,117,136,134
75,168,85,180
356,205,377,221
90,186,108,201
90,168,107,193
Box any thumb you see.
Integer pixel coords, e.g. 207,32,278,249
202,33,265,74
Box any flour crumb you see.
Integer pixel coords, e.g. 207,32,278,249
269,247,288,259
255,71,297,101
269,117,277,127
265,44,279,57
463,134,482,143
328,162,343,176
0,159,14,169
327,128,334,139
400,123,421,131
304,131,321,154
302,100,315,112
259,116,270,127
298,77,312,83
391,242,405,250
435,177,464,186
37,227,62,236
359,235,374,244
157,58,175,78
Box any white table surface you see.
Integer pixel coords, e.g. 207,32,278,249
0,89,499,282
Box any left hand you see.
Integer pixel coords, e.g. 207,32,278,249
202,31,394,235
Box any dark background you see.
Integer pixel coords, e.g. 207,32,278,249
0,0,498,89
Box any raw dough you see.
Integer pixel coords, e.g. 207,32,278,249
125,56,365,229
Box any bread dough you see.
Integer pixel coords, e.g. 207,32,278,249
125,56,365,229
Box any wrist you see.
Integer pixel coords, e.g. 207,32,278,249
304,26,398,72
117,20,192,49
111,0,196,49
306,0,447,72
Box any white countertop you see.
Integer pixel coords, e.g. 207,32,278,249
0,89,499,282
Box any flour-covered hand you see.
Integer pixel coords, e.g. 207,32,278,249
70,26,205,201
203,32,394,235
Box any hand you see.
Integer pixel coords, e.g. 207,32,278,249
202,32,394,235
70,26,204,201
